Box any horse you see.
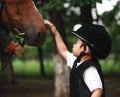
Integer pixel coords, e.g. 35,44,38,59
0,0,47,47
0,0,47,84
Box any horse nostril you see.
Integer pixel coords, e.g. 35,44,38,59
37,30,45,46
37,30,43,38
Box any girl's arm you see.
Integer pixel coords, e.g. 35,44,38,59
45,20,68,60
91,88,102,97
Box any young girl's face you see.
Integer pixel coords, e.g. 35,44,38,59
72,38,83,57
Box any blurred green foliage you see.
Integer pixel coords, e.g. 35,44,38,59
100,60,120,75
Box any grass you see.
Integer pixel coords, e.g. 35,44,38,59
12,58,54,77
12,58,120,77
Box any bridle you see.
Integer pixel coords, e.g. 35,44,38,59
0,1,25,46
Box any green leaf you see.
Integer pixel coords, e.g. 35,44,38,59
9,33,24,45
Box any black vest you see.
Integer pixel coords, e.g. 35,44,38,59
70,59,105,97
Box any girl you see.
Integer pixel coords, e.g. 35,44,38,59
45,20,111,97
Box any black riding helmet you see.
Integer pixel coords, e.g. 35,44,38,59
72,24,111,59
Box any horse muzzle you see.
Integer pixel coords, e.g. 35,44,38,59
23,30,46,47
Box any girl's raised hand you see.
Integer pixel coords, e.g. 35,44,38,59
44,20,58,35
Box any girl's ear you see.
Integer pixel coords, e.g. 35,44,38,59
85,46,91,53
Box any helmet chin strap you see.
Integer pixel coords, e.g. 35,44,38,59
73,43,92,68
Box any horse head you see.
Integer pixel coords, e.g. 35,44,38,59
0,0,47,47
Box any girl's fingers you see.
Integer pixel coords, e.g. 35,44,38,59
44,20,51,25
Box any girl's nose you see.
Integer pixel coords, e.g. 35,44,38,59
73,44,75,47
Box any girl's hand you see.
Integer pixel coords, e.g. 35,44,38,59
44,20,58,35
